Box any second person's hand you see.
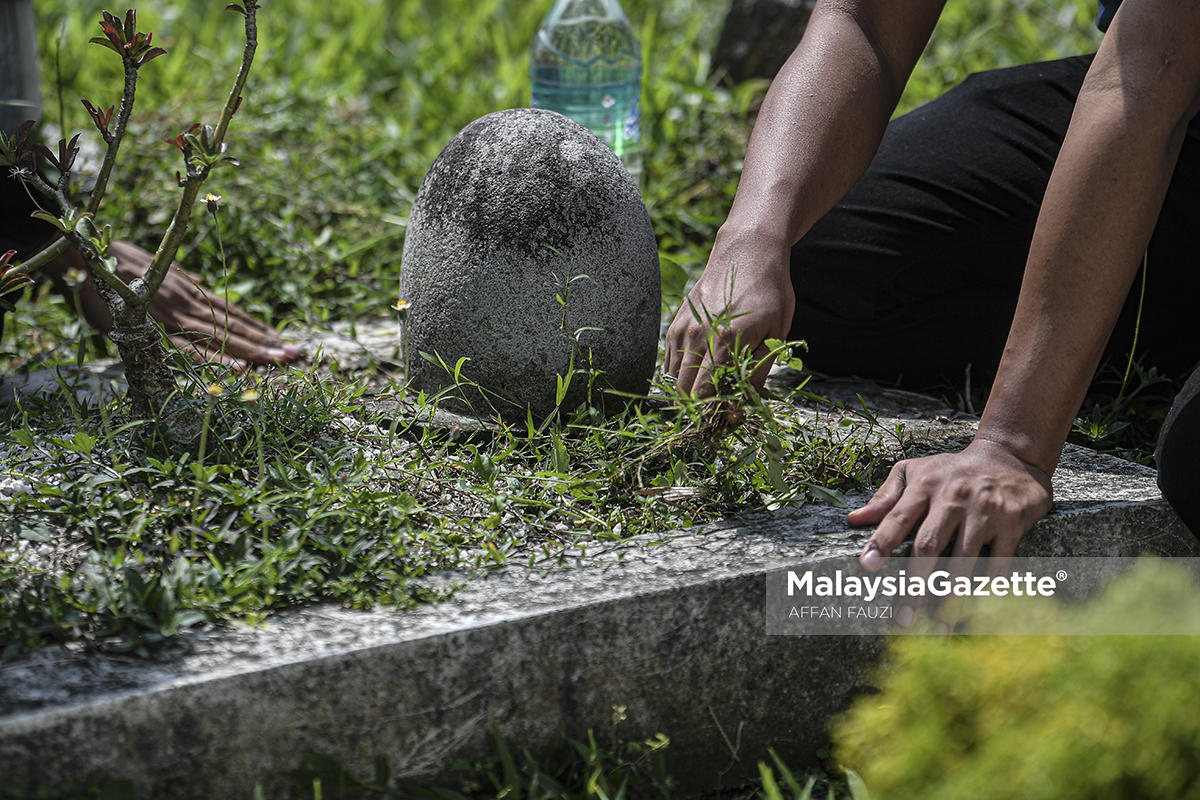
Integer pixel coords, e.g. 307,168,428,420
63,240,301,370
848,437,1054,627
664,226,795,397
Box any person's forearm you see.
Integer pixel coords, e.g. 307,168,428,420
724,0,945,249
978,3,1200,474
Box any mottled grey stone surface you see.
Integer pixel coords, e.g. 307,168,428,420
712,0,817,84
399,108,660,420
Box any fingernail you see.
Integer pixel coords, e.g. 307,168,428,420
861,544,885,571
267,348,286,361
932,622,949,637
896,605,915,628
282,343,301,358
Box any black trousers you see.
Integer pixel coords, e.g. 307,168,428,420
1,168,57,330
788,55,1200,533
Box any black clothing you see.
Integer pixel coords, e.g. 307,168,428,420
789,55,1200,387
1,169,55,257
1156,369,1200,534
1,169,58,332
788,55,1200,534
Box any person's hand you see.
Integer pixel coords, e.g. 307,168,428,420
848,437,1054,628
65,240,300,370
664,227,795,396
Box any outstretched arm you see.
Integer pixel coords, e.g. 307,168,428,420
664,0,946,395
852,0,1200,614
41,237,300,369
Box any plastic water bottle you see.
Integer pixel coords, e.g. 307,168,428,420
530,0,643,186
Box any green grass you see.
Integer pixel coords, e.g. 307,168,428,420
0,2,1123,796
835,561,1200,800
0,720,864,800
7,0,1102,360
1,0,1109,655
896,0,1100,116
1,333,892,655
285,722,867,799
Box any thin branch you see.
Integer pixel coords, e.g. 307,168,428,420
66,230,141,306
141,4,257,298
24,171,70,212
10,230,139,306
14,236,70,275
139,180,205,299
213,4,258,144
85,57,139,216
20,134,138,304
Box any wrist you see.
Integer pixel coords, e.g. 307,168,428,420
710,218,794,279
719,203,793,244
970,428,1058,482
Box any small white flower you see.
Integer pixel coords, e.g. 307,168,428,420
63,267,88,289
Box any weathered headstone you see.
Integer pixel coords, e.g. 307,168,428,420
399,108,660,420
712,0,817,84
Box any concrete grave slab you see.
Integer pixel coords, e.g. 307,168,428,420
2,384,1195,798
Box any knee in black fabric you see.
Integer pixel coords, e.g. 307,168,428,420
1155,368,1200,537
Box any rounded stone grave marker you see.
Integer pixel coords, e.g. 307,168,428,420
399,108,660,420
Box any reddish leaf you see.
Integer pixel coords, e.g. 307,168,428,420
99,20,123,44
88,36,121,54
165,123,202,152
61,133,81,173
82,99,116,134
136,46,167,67
31,143,60,172
11,119,35,153
123,9,137,43
91,16,126,54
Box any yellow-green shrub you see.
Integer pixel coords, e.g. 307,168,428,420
835,560,1200,800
